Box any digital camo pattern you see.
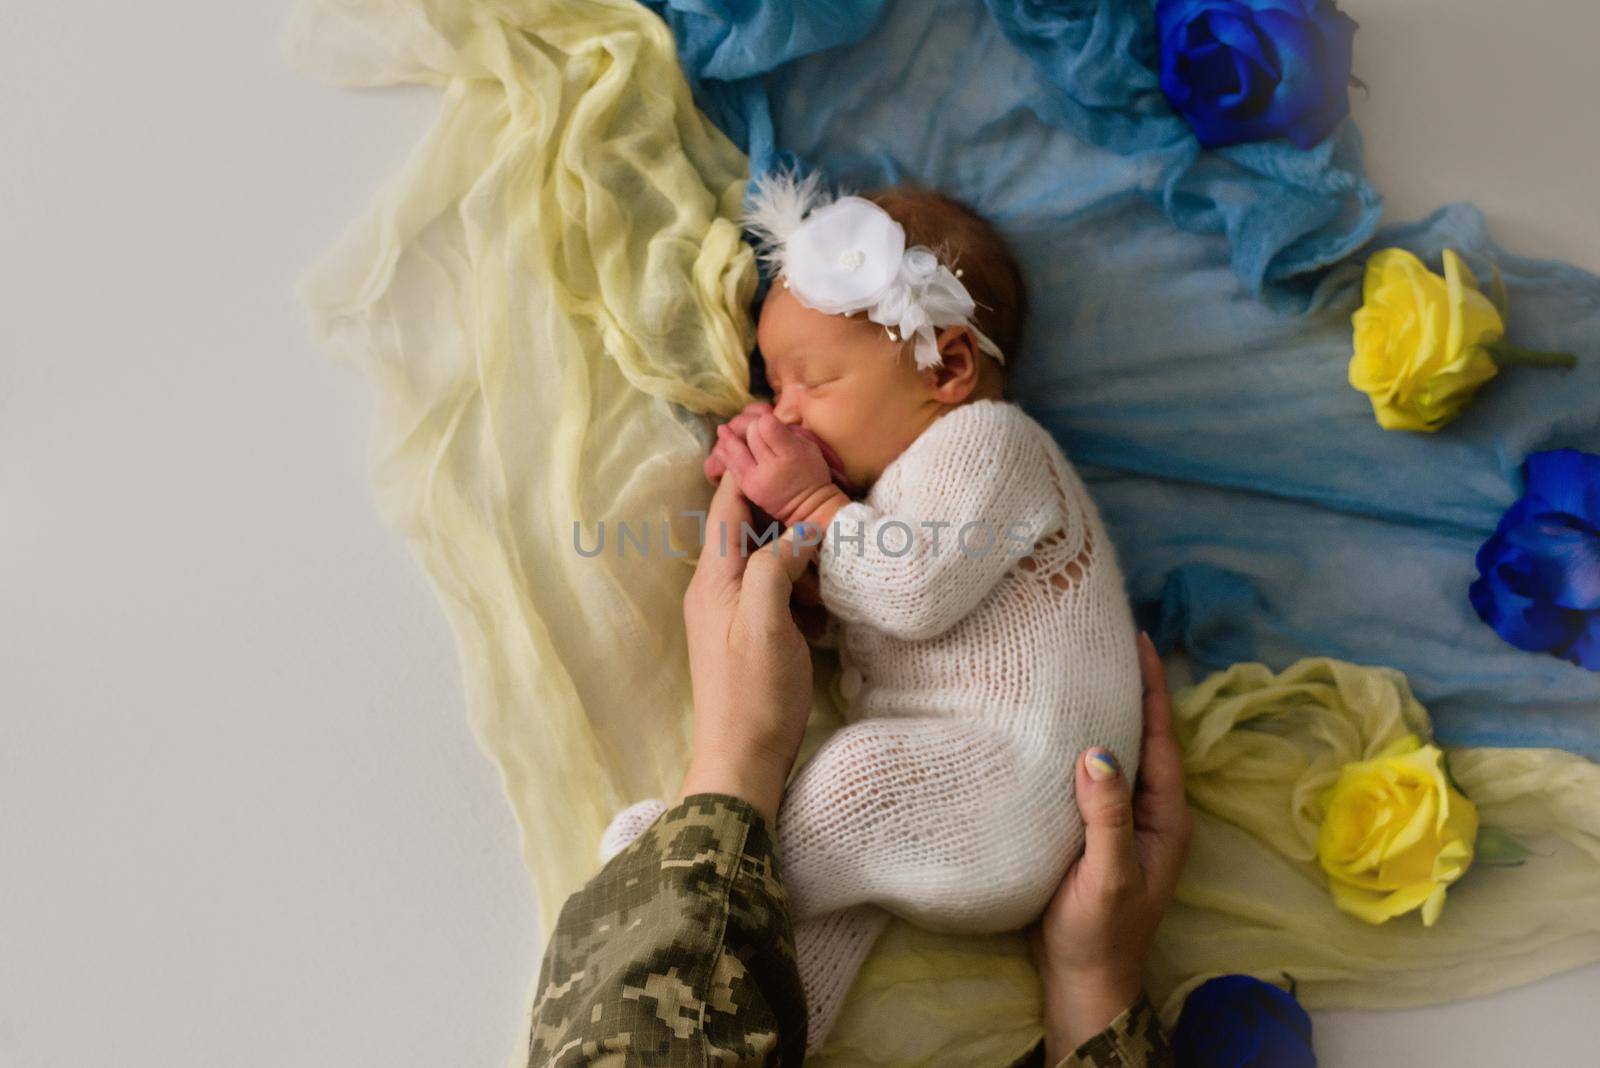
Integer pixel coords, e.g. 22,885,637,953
1064,994,1172,1068
526,793,808,1066
528,792,1167,1067
1009,993,1173,1068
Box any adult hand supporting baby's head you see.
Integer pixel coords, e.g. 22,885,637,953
1029,632,1193,1061
677,470,819,828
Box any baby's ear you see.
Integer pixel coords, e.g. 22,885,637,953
924,326,982,403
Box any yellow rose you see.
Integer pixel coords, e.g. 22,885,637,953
1316,735,1479,926
1348,247,1504,432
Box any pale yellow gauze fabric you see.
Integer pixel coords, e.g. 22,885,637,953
285,0,756,924
1152,658,1600,1018
286,2,1600,1065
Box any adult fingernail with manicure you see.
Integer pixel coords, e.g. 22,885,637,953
1085,748,1121,781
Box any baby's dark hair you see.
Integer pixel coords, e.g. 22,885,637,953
860,185,1029,388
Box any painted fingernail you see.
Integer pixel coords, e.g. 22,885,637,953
1085,748,1120,781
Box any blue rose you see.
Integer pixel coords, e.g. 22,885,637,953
1470,449,1600,671
1154,0,1358,150
1172,974,1316,1067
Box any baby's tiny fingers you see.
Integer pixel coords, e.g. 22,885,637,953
754,413,802,452
727,401,774,437
747,418,777,462
704,448,726,484
717,424,757,478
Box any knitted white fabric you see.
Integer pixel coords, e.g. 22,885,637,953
792,905,891,1049
597,798,669,864
781,397,1143,932
600,397,1143,1051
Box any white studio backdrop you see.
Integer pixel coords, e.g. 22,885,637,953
1,2,1596,1066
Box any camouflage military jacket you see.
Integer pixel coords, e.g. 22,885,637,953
526,793,1171,1067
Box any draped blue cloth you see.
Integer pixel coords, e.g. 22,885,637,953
643,0,1600,751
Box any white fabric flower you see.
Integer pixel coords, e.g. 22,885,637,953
867,249,987,369
784,197,905,315
742,164,1009,371
903,247,938,279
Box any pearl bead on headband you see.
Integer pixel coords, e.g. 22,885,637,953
740,165,1007,372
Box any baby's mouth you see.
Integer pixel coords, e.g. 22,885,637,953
789,425,852,494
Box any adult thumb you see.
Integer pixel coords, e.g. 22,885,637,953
1077,748,1138,890
774,527,819,585
740,528,818,623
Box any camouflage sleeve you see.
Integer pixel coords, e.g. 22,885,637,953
1007,993,1174,1068
526,792,807,1066
1056,993,1173,1067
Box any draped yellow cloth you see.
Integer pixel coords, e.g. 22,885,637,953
1154,658,1600,1016
286,0,757,929
287,2,1600,1064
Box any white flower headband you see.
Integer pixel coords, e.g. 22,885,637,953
740,165,1007,372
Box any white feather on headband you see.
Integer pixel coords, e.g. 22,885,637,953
740,164,1007,372
741,164,828,278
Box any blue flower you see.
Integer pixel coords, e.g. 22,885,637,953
1470,449,1600,671
1172,974,1316,1067
1154,0,1358,150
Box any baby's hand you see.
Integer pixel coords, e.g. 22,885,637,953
713,413,834,526
704,400,774,484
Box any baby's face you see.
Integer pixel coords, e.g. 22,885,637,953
756,281,936,494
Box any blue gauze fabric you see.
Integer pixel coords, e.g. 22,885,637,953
644,0,1600,751
643,0,1382,290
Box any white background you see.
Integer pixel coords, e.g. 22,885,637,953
2,2,1597,1065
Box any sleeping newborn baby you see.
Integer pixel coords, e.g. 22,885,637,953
601,169,1143,1051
